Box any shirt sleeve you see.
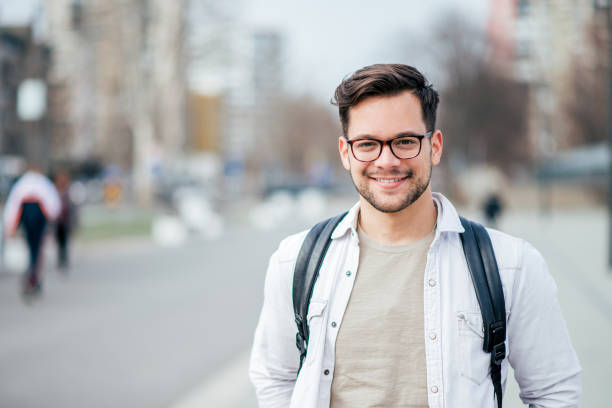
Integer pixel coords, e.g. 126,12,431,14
249,246,300,407
507,240,582,407
2,182,23,236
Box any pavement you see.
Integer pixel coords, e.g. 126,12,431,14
0,203,609,407
496,208,612,408
0,222,292,408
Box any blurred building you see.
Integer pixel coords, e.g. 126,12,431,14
252,30,283,162
189,92,221,152
45,0,102,164
187,3,285,195
487,0,516,72
489,0,603,158
44,0,188,203
0,24,52,168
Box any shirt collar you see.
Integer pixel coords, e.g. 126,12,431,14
331,192,464,240
432,192,464,233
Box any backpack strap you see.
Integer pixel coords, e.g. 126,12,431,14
459,216,506,408
293,212,347,371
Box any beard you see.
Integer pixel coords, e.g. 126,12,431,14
350,163,432,213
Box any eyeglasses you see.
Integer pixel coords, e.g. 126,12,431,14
345,131,433,162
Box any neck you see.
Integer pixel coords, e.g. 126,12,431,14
358,189,437,245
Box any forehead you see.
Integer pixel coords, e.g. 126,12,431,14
347,91,426,137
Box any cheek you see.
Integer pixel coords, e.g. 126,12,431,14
349,162,368,180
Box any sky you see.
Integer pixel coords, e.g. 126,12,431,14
0,0,489,102
0,0,39,22
242,0,489,101
0,0,46,41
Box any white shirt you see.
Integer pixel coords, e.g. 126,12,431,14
249,193,581,408
2,171,61,236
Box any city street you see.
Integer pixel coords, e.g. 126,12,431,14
0,221,296,408
1,205,610,407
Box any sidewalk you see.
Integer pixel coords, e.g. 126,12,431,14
169,351,256,408
171,207,610,408
498,208,611,407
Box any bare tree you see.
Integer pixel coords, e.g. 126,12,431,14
432,13,530,175
250,94,342,183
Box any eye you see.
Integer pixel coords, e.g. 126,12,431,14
354,140,379,150
392,137,420,150
396,138,417,146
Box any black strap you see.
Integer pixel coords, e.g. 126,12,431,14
459,217,506,408
292,212,347,370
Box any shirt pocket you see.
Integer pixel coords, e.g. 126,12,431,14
457,311,490,385
305,299,327,366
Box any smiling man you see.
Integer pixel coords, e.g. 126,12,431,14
249,64,581,408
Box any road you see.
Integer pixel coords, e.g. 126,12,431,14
0,222,296,408
1,206,610,407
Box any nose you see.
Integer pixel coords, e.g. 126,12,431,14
374,142,401,167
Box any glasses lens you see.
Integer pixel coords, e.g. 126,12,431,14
391,136,420,159
352,139,381,161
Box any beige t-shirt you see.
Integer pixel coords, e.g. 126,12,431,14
330,225,435,408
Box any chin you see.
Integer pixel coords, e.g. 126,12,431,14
369,200,412,214
361,185,430,214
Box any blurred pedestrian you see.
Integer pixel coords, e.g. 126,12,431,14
250,64,581,407
54,170,77,270
482,192,503,228
2,165,60,296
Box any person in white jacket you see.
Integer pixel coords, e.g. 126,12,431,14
3,165,60,295
249,64,581,407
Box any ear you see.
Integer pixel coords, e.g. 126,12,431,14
339,136,351,171
430,130,443,166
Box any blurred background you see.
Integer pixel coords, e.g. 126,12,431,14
0,0,610,407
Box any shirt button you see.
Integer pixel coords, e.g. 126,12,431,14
431,385,439,393
429,332,437,340
345,270,352,277
428,279,437,287
331,322,337,328
324,369,330,375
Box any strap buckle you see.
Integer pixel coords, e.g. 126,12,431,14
491,342,506,366
488,321,506,365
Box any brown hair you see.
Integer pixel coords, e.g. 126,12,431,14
331,64,439,136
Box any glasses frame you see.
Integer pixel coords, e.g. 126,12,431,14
345,131,433,162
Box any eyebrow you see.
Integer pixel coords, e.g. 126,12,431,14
349,130,426,141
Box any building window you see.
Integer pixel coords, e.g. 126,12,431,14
518,0,529,17
516,38,530,58
71,1,83,30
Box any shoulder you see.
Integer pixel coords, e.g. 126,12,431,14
486,228,545,271
485,228,523,270
275,229,310,264
486,227,551,298
484,229,556,313
262,228,311,298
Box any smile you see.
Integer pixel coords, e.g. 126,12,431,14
375,178,405,183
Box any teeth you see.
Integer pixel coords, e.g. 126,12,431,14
377,178,403,183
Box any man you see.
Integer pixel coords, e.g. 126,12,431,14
3,165,60,295
249,64,581,407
